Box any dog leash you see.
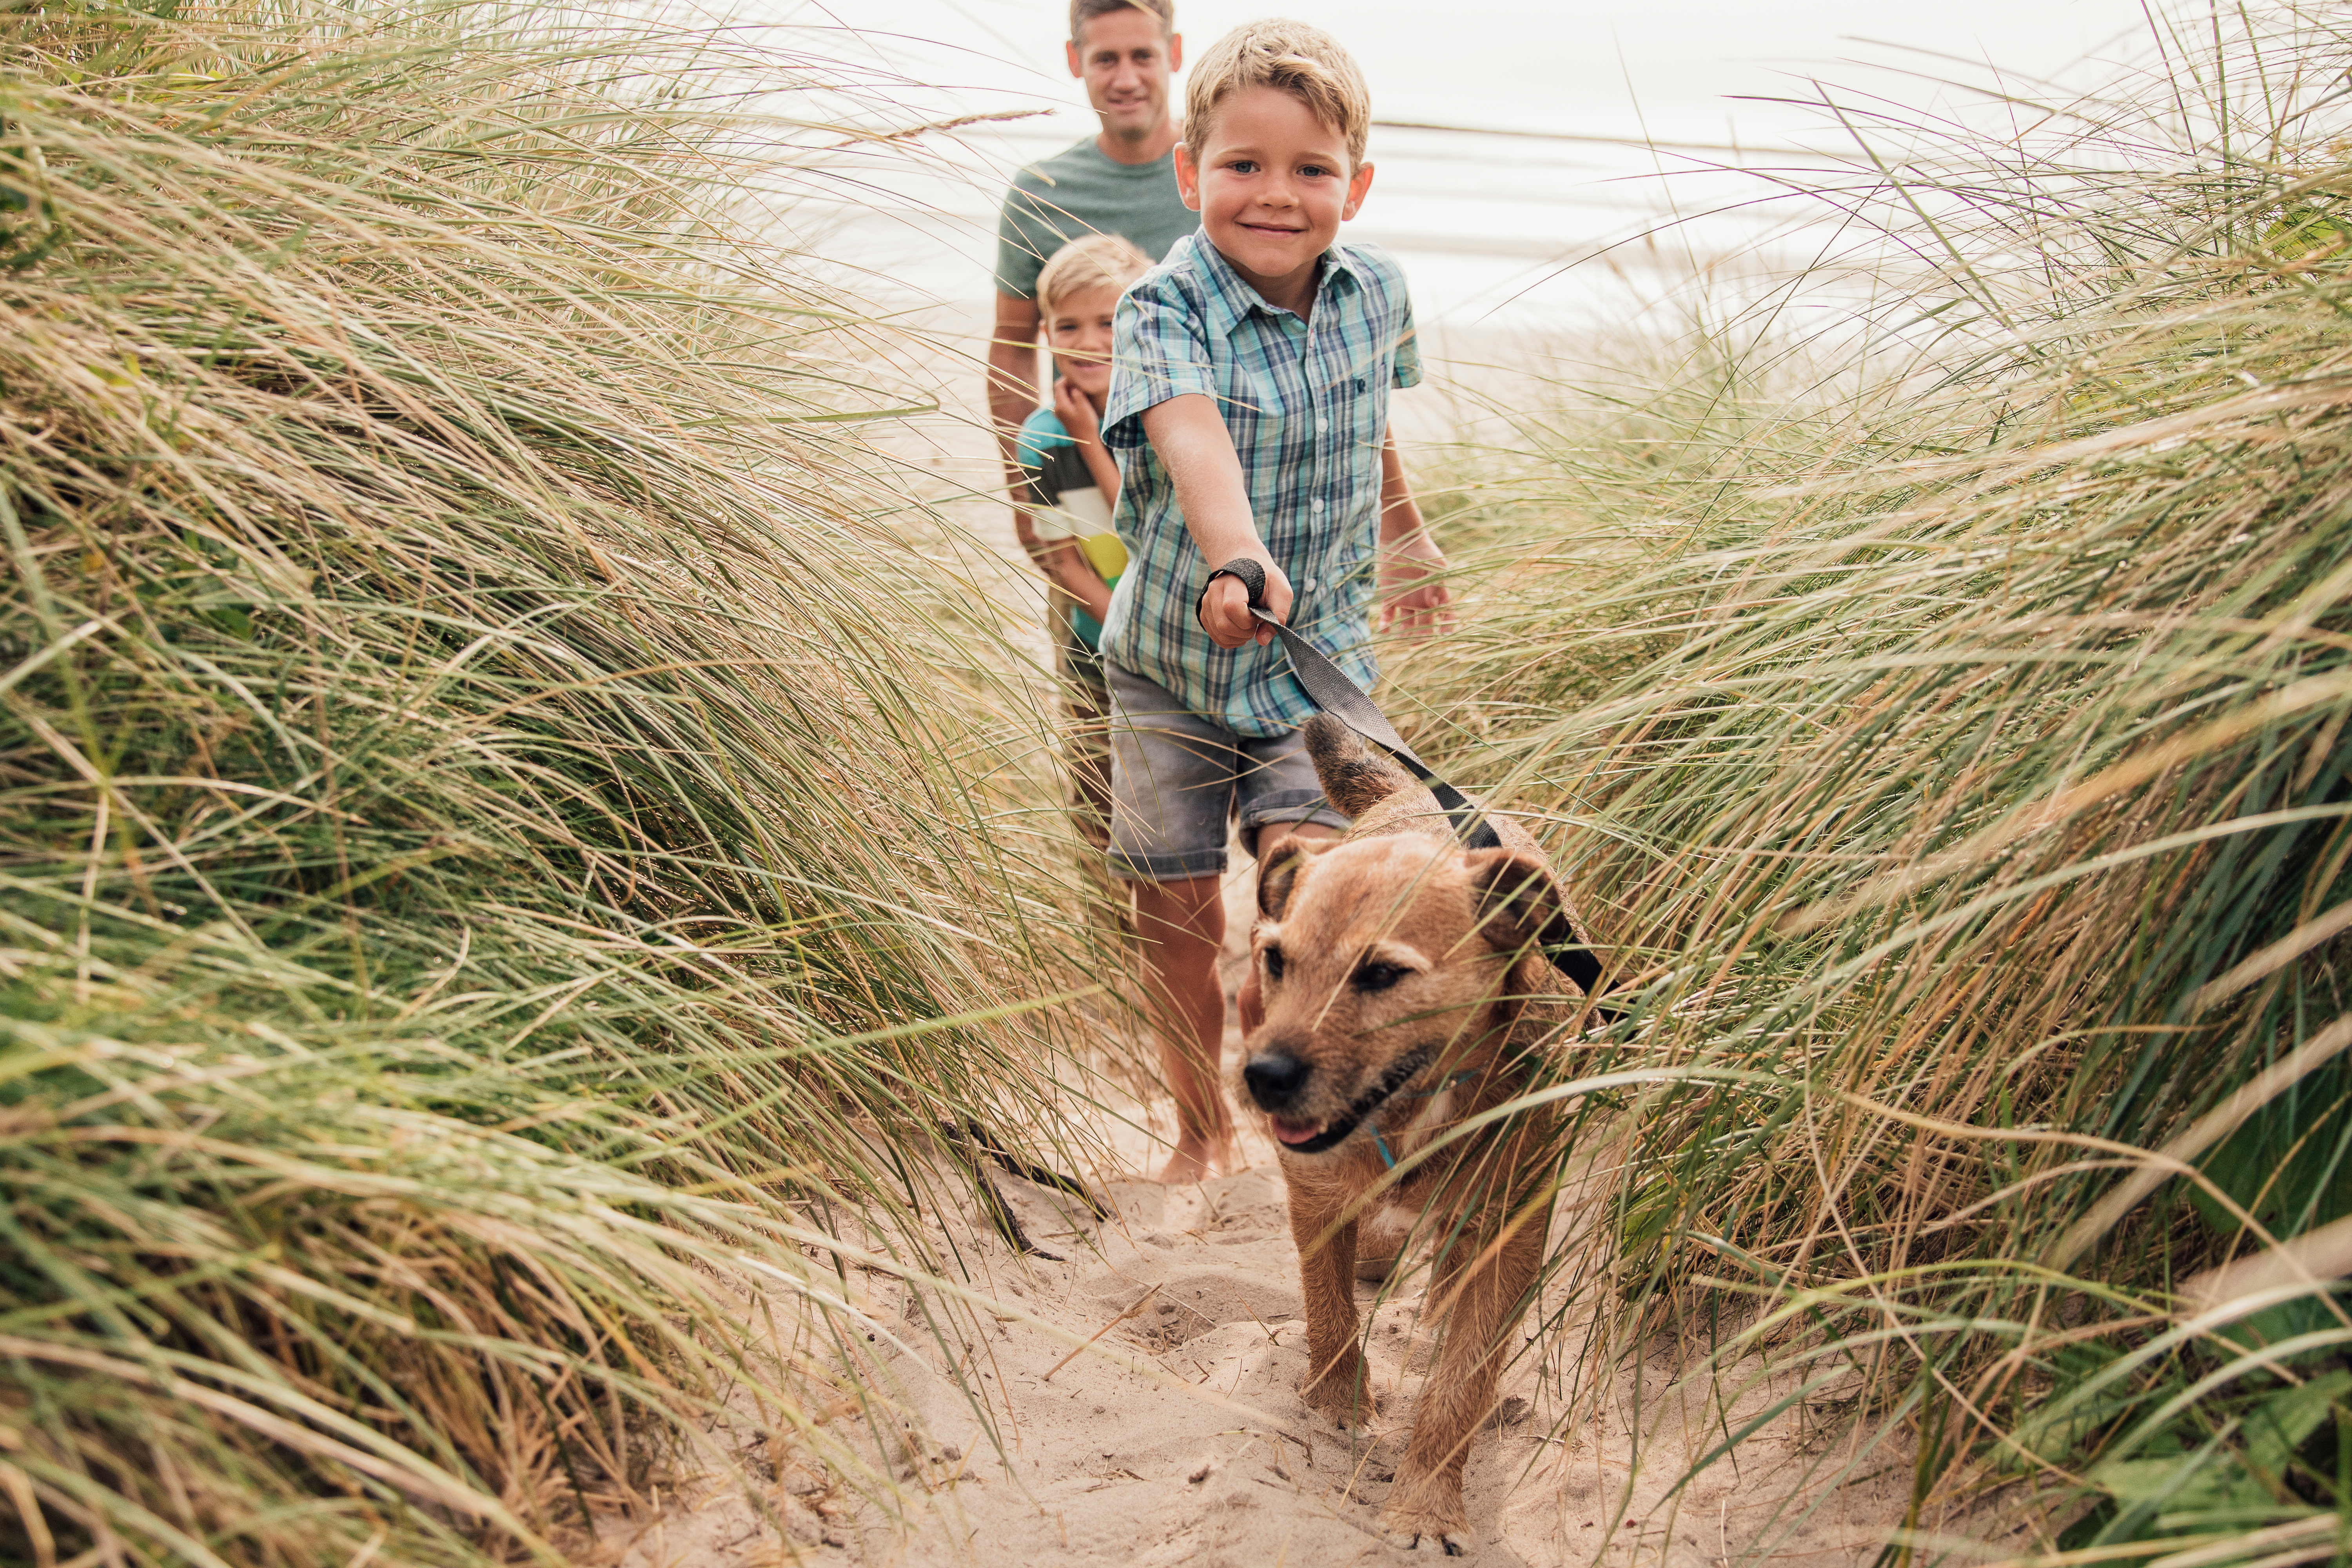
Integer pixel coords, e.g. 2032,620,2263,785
1200,559,1502,851
1200,557,1615,1009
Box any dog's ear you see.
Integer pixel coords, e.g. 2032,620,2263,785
1466,847,1573,955
1258,837,1316,919
1301,713,1421,817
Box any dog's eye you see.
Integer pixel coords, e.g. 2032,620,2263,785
1262,946,1285,982
1352,962,1405,993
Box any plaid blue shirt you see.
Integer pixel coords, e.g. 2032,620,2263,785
1098,232,1420,738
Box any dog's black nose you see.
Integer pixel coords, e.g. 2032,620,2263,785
1243,1050,1311,1111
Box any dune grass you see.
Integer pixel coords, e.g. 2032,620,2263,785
0,2,1098,1561
22,0,2352,1560
1390,3,2352,1557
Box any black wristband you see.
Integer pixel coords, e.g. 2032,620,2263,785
1195,558,1268,631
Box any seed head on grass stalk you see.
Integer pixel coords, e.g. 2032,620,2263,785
0,2,1092,1561
1388,3,2352,1557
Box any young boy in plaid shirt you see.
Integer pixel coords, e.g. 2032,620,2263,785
1098,19,1449,1182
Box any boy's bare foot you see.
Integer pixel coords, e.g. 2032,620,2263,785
1154,1133,1230,1185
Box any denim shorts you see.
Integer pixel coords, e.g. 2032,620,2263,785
1105,662,1349,882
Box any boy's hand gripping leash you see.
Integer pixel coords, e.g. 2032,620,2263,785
1201,557,1617,1013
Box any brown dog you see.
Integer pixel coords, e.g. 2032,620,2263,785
1241,714,1592,1554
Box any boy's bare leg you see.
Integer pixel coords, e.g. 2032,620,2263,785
1131,873,1230,1182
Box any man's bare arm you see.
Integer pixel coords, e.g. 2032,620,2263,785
988,292,1043,463
1140,393,1290,649
988,291,1045,558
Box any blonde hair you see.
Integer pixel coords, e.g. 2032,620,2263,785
1183,20,1370,169
1035,232,1152,316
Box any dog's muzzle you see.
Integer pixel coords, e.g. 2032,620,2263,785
1242,1048,1311,1112
1259,1049,1436,1156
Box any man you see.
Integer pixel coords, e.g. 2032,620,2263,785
991,0,1198,936
989,0,1196,528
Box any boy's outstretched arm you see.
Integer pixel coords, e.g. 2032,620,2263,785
1142,393,1291,649
1377,430,1451,636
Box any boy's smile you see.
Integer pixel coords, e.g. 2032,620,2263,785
1176,85,1374,317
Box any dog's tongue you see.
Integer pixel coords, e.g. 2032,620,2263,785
1270,1118,1323,1147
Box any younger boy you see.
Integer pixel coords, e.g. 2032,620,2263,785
1014,234,1153,867
1097,20,1450,1182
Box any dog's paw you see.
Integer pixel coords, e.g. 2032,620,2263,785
1379,1523,1474,1556
1299,1369,1381,1428
1381,1490,1471,1554
1312,1394,1385,1430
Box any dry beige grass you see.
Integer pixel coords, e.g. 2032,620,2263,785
0,3,1108,1562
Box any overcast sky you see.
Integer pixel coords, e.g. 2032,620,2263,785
769,0,2174,328
795,0,2158,144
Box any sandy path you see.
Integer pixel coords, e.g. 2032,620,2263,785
615,868,1910,1567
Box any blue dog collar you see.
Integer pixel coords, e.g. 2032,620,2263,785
1365,1068,1481,1171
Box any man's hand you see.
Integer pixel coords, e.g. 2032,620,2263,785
1200,557,1292,649
1377,532,1451,637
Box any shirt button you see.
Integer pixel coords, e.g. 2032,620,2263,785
1303,577,1319,592
1311,497,1325,511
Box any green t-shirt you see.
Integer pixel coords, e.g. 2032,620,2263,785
993,138,1198,301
